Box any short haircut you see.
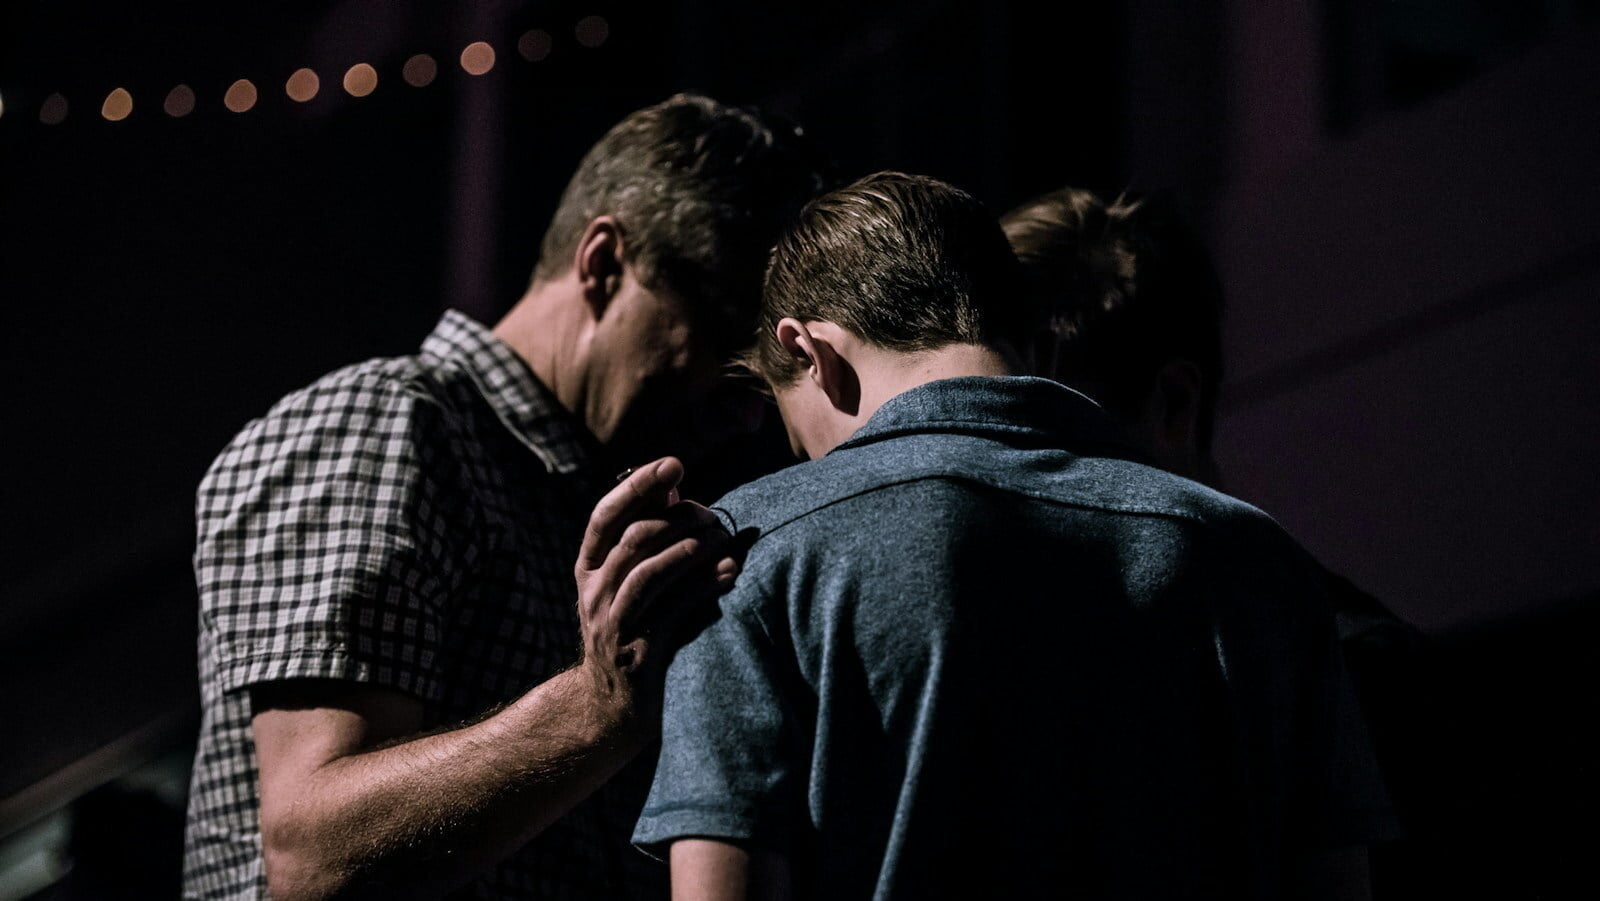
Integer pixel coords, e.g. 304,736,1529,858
1001,187,1224,448
535,93,832,355
749,171,1034,385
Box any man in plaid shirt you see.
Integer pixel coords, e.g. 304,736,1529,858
182,94,829,900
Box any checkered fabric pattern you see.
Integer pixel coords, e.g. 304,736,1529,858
182,311,666,900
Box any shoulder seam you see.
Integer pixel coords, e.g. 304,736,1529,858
728,472,1246,548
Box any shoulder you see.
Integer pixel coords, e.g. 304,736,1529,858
193,356,482,589
253,355,452,429
716,438,1282,537
215,356,463,459
1063,456,1319,572
713,439,1315,601
709,446,913,539
197,354,485,518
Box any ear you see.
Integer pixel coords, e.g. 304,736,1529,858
1152,358,1204,455
573,216,625,320
775,318,860,416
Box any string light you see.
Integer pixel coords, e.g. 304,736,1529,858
402,54,437,87
460,42,495,75
343,63,378,97
40,93,68,125
575,16,609,49
285,68,319,102
164,85,196,117
101,88,133,121
14,15,618,130
224,79,258,112
517,29,552,62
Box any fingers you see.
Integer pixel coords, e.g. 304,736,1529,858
611,554,738,678
622,555,740,678
609,531,739,638
603,507,720,578
577,457,685,573
573,457,739,685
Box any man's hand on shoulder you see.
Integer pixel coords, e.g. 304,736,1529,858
575,456,740,726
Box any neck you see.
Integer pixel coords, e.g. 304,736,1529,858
858,342,1019,421
491,279,594,430
808,342,1018,454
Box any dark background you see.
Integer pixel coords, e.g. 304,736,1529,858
1,1,1597,898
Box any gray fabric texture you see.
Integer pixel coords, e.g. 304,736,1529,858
635,375,1394,900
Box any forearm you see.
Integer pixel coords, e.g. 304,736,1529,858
260,457,734,899
670,840,792,901
263,665,646,899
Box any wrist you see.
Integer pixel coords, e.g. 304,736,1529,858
571,659,654,749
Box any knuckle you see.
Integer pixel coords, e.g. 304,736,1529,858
589,499,619,530
692,525,728,548
618,520,654,551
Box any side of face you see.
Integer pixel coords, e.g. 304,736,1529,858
591,272,766,465
573,220,774,468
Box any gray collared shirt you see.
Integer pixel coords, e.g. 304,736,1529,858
636,375,1394,899
184,311,664,900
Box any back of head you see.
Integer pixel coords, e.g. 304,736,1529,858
749,171,1035,384
535,93,833,354
1001,187,1225,449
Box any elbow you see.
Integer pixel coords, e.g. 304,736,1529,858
260,812,346,901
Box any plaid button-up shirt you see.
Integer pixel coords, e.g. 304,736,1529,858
182,311,665,900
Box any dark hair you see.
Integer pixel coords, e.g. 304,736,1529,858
749,171,1034,385
534,93,832,354
1001,187,1224,448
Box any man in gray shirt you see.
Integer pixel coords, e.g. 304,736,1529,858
633,172,1393,898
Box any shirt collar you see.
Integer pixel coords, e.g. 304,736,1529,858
420,310,595,475
833,375,1149,461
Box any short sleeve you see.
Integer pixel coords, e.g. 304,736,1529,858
194,371,471,704
632,591,807,858
1292,607,1404,847
1209,518,1401,856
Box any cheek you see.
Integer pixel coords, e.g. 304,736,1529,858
613,287,694,375
628,341,700,408
630,335,689,386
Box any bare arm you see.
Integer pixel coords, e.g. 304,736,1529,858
253,458,735,900
670,839,792,901
661,839,1368,901
254,670,640,899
